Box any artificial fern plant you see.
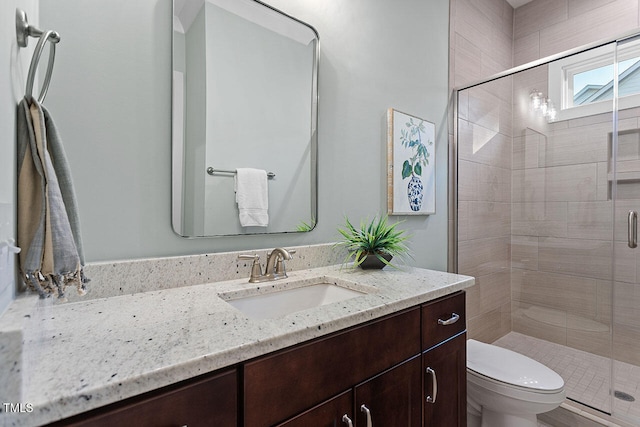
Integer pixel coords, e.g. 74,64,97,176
335,215,411,268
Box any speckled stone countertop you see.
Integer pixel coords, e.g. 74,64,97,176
3,263,473,427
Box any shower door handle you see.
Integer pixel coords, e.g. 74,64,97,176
629,210,637,249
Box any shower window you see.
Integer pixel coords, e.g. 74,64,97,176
548,41,640,120
573,57,639,105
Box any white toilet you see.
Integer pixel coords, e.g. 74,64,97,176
466,339,566,427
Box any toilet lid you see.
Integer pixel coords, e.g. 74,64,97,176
467,339,564,392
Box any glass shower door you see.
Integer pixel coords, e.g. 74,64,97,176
612,34,640,425
456,40,620,417
510,51,615,415
456,35,640,423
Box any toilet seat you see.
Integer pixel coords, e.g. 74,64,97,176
467,339,564,394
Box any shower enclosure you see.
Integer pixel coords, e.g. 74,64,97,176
454,33,640,424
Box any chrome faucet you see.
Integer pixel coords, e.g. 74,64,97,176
238,248,295,283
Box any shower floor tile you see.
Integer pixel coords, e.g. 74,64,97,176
493,332,640,424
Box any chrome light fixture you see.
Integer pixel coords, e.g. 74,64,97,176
530,89,556,122
530,90,544,110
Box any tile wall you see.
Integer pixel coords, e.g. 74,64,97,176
514,0,640,66
450,0,514,343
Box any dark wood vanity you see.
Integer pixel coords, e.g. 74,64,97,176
50,291,466,427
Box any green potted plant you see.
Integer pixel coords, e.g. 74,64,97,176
335,215,411,269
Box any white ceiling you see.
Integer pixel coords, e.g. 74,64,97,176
506,0,534,8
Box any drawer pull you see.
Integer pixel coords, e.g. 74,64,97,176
342,414,353,427
360,404,372,427
426,367,438,404
437,312,459,326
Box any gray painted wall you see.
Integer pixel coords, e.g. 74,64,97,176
0,0,38,314
30,0,450,271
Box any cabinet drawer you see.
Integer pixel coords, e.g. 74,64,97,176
244,307,421,427
51,368,237,427
422,291,465,350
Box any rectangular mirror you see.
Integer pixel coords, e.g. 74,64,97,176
172,0,319,237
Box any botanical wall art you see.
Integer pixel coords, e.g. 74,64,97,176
387,108,435,215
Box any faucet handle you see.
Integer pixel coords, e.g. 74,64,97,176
238,254,263,282
274,249,296,276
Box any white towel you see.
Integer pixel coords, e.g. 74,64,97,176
234,168,269,227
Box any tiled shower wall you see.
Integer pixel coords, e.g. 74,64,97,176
457,79,514,343
450,0,514,343
514,0,640,66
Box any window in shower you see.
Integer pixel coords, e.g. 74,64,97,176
548,41,640,121
572,57,639,105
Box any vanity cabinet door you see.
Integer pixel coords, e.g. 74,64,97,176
244,307,420,427
50,368,237,427
278,357,422,427
354,355,422,427
276,390,353,427
423,332,466,427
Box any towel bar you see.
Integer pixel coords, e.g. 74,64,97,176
207,167,275,179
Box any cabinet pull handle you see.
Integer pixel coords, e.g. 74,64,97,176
426,367,438,404
360,404,372,427
437,312,460,326
629,211,637,248
342,414,353,427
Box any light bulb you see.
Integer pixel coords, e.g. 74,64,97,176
546,100,556,122
530,90,543,110
539,98,549,116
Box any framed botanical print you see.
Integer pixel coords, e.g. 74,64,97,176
387,108,435,215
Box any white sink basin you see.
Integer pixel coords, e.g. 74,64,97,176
220,278,370,320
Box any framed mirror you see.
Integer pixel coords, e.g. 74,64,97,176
172,0,319,237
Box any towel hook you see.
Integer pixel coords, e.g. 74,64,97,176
16,8,60,103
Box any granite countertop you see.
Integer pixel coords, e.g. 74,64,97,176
4,264,473,427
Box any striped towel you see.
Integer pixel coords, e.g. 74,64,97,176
16,97,88,298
